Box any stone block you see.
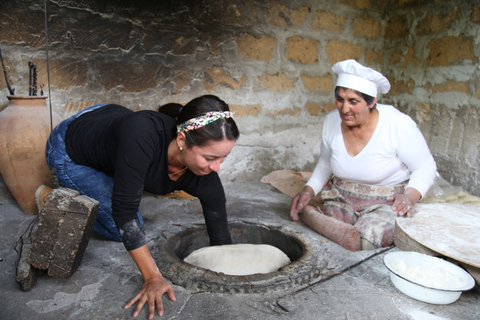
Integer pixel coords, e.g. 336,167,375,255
257,71,294,91
325,40,362,64
476,83,480,100
286,36,318,64
353,15,381,38
313,10,345,33
222,2,256,26
171,68,193,94
143,28,196,55
265,2,308,28
385,16,408,39
472,3,480,23
229,104,262,117
301,74,333,92
416,7,461,35
426,36,476,66
424,80,468,95
236,33,276,62
203,67,247,92
98,61,158,92
305,101,336,116
0,9,45,47
266,107,301,117
416,102,432,122
365,49,384,67
389,47,419,68
28,187,99,278
339,0,372,10
33,59,88,90
390,78,415,95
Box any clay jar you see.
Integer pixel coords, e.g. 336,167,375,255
0,95,62,214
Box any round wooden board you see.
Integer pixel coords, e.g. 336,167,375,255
395,203,480,268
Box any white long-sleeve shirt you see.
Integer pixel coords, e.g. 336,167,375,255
306,104,437,196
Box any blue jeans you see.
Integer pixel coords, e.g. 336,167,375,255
45,104,144,241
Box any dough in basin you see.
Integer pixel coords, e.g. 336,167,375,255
184,244,291,276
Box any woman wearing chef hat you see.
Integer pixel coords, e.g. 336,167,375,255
290,59,437,251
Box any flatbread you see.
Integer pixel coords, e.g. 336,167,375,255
396,203,480,268
184,244,291,276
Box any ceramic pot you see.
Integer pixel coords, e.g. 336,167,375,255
0,95,62,214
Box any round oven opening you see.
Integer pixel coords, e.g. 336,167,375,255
154,222,327,293
173,223,305,263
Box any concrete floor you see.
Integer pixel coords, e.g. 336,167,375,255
0,176,479,320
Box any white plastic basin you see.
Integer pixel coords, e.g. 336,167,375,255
384,251,475,304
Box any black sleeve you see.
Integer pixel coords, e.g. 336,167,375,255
111,116,160,250
118,219,146,251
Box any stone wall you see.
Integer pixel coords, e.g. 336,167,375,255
0,0,479,196
382,0,480,196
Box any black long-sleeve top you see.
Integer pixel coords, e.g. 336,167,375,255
65,104,232,250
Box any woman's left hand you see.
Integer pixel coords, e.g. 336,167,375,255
387,187,421,217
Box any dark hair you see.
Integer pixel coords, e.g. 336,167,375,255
157,102,183,114
158,95,240,147
335,86,376,107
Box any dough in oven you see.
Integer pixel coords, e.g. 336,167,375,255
184,244,291,276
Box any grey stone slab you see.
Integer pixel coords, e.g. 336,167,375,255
275,249,480,320
1,177,479,320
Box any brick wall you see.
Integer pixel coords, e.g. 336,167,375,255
0,0,479,196
382,0,480,196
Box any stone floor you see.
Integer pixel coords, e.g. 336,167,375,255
0,177,479,320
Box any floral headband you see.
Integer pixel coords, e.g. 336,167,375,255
176,111,235,133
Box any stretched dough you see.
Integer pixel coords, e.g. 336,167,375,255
184,244,291,276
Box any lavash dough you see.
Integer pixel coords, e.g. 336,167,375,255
184,244,291,276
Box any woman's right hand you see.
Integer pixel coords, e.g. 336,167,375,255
126,245,176,319
290,186,314,221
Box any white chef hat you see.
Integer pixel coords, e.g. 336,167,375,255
332,59,390,97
